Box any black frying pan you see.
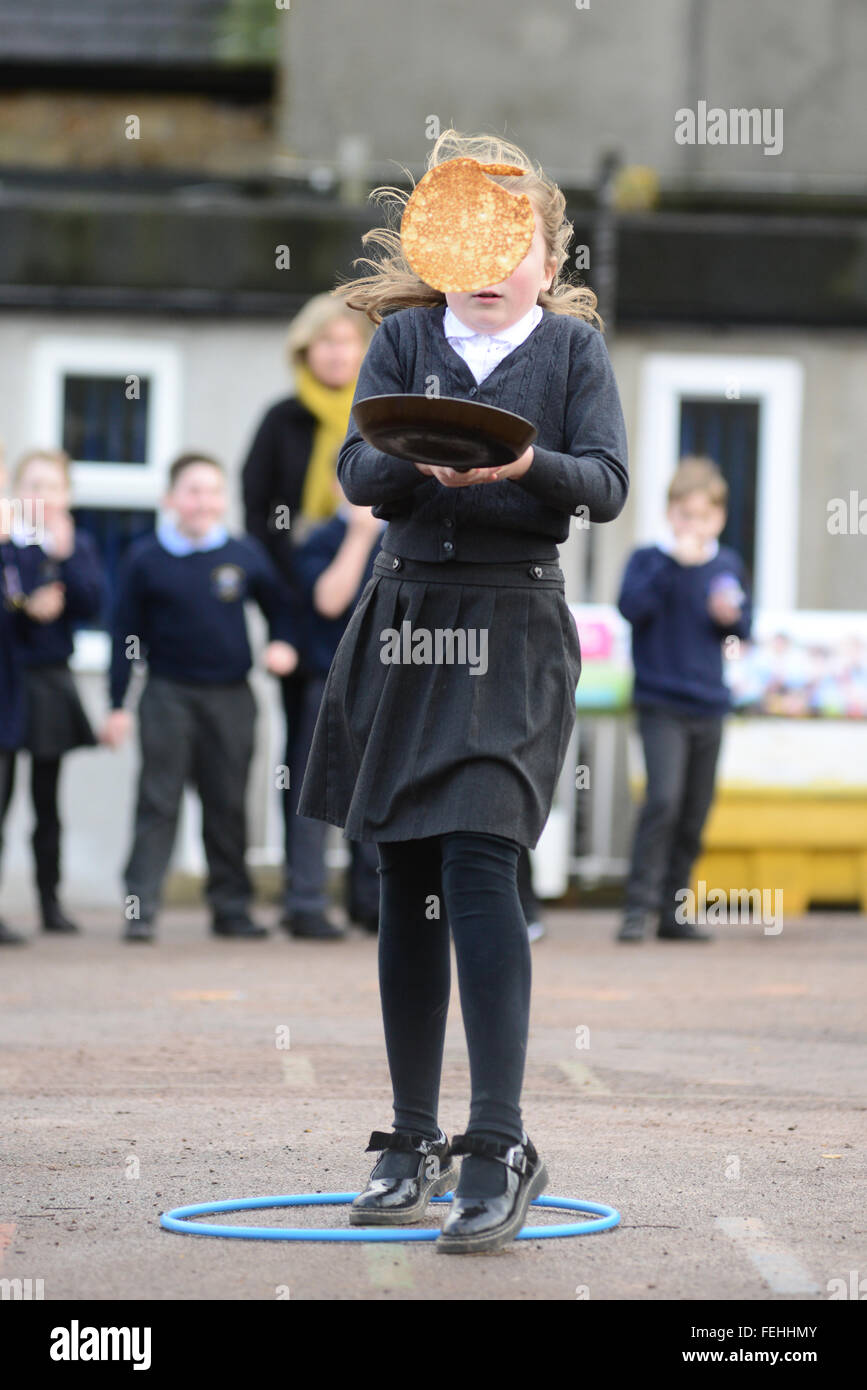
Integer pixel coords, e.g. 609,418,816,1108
352,394,537,472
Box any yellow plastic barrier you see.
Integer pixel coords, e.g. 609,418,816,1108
627,781,867,915
692,787,867,915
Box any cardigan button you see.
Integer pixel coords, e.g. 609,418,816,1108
443,541,454,552
468,387,478,397
530,565,543,579
443,518,453,528
392,556,402,570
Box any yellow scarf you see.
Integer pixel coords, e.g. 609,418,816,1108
295,362,358,521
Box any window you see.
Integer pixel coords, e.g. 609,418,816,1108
30,336,181,509
62,375,151,465
679,397,760,585
635,353,804,609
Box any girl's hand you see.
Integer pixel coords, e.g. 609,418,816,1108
413,447,534,487
46,511,75,560
477,446,534,484
264,641,299,676
100,709,133,748
23,582,65,623
414,461,477,486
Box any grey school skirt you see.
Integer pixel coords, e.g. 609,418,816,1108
295,550,582,848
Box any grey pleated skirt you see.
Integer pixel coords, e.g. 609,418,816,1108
295,549,582,848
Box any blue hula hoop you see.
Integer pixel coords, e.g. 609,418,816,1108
159,1191,620,1242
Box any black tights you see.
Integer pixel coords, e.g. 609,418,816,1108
0,754,63,902
376,831,531,1149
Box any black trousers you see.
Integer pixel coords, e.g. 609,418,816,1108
124,676,255,923
376,831,531,1147
625,704,724,921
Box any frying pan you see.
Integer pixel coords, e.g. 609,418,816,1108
352,394,537,472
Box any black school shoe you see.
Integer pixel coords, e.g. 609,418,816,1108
40,900,80,934
437,1131,548,1254
211,915,269,939
616,912,647,942
281,910,345,940
123,918,155,942
350,1129,457,1225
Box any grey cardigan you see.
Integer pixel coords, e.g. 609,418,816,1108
337,303,629,563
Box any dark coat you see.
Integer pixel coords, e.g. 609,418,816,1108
240,396,317,590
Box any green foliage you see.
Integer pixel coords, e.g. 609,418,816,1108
214,0,280,65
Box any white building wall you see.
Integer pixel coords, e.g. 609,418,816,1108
1,312,865,910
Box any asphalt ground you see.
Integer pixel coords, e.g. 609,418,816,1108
1,903,865,1312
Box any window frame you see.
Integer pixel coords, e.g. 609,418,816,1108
29,335,182,508
635,352,804,609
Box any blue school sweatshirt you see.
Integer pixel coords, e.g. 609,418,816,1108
109,531,299,709
0,540,47,748
617,544,753,715
291,515,383,676
15,530,104,665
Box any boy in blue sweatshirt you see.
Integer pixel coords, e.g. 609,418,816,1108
101,452,299,942
616,456,752,943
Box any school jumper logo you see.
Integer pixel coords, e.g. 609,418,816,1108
210,564,245,602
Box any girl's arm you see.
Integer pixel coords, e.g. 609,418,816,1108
337,319,435,506
311,511,382,619
510,328,628,521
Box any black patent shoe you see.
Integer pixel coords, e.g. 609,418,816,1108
437,1131,548,1254
350,1129,457,1226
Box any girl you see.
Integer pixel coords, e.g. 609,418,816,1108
13,448,103,933
0,449,78,943
296,130,629,1253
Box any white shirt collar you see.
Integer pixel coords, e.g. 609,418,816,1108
157,519,229,556
443,302,542,346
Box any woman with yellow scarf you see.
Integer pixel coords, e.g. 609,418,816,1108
242,295,372,939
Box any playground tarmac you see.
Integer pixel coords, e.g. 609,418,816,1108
1,903,865,1303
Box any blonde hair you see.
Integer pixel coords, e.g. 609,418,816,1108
15,446,72,483
332,128,603,329
667,456,728,507
285,293,373,373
